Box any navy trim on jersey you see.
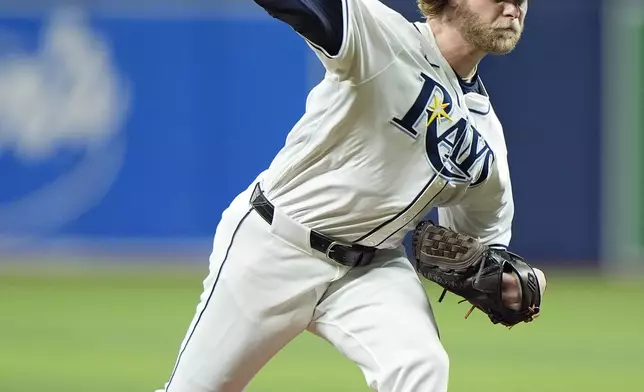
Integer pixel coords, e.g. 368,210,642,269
458,74,487,97
412,23,441,68
411,22,466,108
165,209,252,391
355,174,438,243
469,106,491,115
374,179,449,247
463,75,491,115
254,0,344,56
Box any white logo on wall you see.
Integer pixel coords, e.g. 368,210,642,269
0,7,130,244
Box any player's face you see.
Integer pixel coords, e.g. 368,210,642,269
454,0,528,54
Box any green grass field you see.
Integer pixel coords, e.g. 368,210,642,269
1,266,642,392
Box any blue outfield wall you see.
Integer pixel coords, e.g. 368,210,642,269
0,0,602,264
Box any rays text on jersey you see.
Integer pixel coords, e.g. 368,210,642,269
391,72,495,187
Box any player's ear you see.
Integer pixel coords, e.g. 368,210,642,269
444,0,463,14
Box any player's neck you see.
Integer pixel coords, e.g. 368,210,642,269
427,18,484,82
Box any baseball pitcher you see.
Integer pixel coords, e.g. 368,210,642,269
156,1,547,391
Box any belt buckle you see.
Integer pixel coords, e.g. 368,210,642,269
325,241,343,260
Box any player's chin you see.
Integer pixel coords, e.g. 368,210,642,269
487,38,521,55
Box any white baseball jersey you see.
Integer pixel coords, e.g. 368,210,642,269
258,0,514,250
158,2,512,390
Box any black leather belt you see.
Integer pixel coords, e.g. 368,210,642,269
250,183,377,268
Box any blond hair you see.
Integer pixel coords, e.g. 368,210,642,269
417,0,449,18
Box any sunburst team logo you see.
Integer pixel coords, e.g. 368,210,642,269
0,7,130,247
426,93,452,126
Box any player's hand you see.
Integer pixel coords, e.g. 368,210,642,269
502,268,546,311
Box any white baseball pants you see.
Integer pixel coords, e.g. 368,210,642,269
155,182,449,392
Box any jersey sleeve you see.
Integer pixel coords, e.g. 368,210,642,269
254,0,397,80
437,169,515,249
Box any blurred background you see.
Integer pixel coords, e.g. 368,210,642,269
1,0,643,391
